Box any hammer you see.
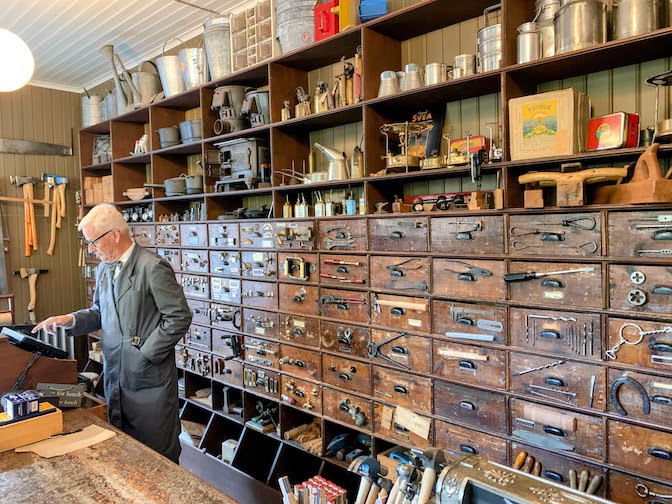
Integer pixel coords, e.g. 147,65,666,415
416,448,446,504
10,176,42,256
15,268,48,323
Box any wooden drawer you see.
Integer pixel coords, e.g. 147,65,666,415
318,219,367,251
157,248,181,270
434,380,507,434
240,222,275,248
431,215,504,254
510,442,606,495
323,388,372,431
606,317,672,371
508,261,603,309
609,421,672,481
209,303,241,331
210,250,241,276
279,314,320,347
434,420,507,463
369,217,428,252
241,280,278,309
210,277,241,304
278,252,319,282
320,287,369,324
608,369,672,427
281,375,322,413
244,336,279,369
243,364,280,398
511,398,603,461
510,354,605,411
208,222,239,248
432,258,506,301
373,366,431,414
510,307,602,359
212,356,244,388
371,293,430,333
184,349,212,378
278,284,319,316
175,344,188,370
319,254,369,287
186,299,210,326
609,264,672,315
185,325,212,351
432,341,506,389
608,209,672,258
433,300,507,346
181,274,209,299
241,251,277,278
275,221,316,250
509,212,602,257
180,223,208,247
323,355,371,395
155,223,181,246
370,329,431,374
373,402,432,449
279,345,321,381
242,309,278,339
608,470,672,504
130,224,154,246
370,256,429,293
320,321,370,359
211,330,241,358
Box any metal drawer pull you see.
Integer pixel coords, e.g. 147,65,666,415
391,345,407,354
389,231,404,239
544,377,567,387
292,328,304,336
393,385,408,394
294,390,305,398
653,230,672,240
459,401,476,410
459,359,476,370
652,286,672,296
650,341,672,352
541,232,564,241
458,273,476,282
339,373,351,381
459,444,478,454
648,447,672,460
456,232,474,240
541,278,564,288
652,395,672,406
457,317,475,326
540,330,561,339
390,307,405,315
389,269,404,277
294,359,305,367
542,425,566,437
336,266,349,273
542,471,565,482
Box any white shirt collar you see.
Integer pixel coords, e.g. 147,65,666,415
116,242,136,267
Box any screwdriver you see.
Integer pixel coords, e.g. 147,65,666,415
323,259,361,266
504,266,594,282
319,273,365,284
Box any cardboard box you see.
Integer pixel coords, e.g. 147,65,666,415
93,183,103,204
102,175,113,203
0,403,62,453
84,176,101,190
509,88,591,161
84,189,94,206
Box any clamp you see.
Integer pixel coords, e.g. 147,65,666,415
610,376,650,416
366,332,409,370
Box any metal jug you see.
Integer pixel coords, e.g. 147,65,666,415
314,142,349,181
517,22,542,63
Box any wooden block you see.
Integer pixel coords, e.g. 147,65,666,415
524,189,544,208
467,191,494,210
0,403,63,453
93,183,103,204
557,180,586,207
493,188,504,209
84,189,94,205
392,201,411,213
102,175,113,203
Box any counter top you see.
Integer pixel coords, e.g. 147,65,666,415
0,407,238,504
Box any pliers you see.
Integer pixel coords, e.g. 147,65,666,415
366,332,409,370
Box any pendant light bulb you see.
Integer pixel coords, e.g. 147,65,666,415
0,29,35,92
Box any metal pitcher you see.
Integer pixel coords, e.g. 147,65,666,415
314,142,349,181
82,94,103,128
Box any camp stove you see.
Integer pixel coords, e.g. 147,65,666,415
211,85,250,135
214,138,270,191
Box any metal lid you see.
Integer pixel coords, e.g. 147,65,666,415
204,17,229,28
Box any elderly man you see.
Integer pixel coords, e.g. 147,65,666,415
34,203,191,462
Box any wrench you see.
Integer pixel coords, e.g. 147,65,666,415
325,238,356,249
324,224,346,233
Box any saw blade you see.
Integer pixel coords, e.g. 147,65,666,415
0,138,72,156
513,430,575,451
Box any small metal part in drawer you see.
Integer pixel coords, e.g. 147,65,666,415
155,224,180,245
275,222,315,249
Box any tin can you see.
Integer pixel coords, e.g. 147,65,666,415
586,112,640,151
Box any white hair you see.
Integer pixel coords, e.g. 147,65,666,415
78,203,129,235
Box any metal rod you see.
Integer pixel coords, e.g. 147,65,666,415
170,0,222,15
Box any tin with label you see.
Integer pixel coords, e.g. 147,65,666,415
586,112,640,151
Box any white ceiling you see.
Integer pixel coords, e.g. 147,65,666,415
0,0,254,93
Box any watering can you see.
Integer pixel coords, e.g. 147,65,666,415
100,44,143,113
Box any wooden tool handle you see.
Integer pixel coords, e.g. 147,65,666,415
375,298,427,312
523,403,577,431
28,184,37,251
521,455,535,473
519,167,629,185
513,451,527,469
586,474,602,495
47,189,59,256
27,273,37,312
58,183,66,217
44,185,50,217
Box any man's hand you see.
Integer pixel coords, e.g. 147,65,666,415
33,314,75,336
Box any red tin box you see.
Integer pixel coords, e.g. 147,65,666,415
315,1,339,42
586,112,640,151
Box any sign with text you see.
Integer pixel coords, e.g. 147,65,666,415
36,383,85,408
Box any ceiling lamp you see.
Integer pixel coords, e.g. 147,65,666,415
0,29,34,92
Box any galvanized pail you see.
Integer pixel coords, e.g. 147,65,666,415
156,39,186,97
104,92,117,119
131,61,162,104
275,0,314,54
82,95,103,127
554,0,607,54
611,0,664,39
535,0,560,57
179,45,208,89
204,17,232,80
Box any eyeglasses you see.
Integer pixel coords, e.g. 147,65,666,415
84,229,115,248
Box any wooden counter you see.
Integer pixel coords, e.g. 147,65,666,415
0,407,238,504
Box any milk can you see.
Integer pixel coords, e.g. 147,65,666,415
517,22,542,63
554,0,607,55
535,0,560,57
611,0,664,40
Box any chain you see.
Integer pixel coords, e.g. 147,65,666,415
607,323,672,360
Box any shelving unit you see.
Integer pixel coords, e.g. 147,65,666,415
79,1,672,502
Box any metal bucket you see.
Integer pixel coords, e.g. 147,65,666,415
178,46,208,89
535,0,560,57
518,22,542,63
179,119,202,143
554,0,607,54
478,24,502,72
157,126,181,148
611,0,664,39
156,40,186,97
203,17,232,80
131,61,162,104
104,92,117,119
82,95,103,127
275,0,314,54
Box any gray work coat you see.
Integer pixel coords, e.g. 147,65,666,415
70,245,191,462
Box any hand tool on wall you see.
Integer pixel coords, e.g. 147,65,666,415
416,448,445,504
504,266,594,282
0,138,72,156
366,332,410,370
373,294,427,313
9,176,44,256
14,268,48,323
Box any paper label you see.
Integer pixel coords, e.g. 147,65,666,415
408,319,422,327
262,240,273,248
394,405,431,440
544,291,564,299
253,252,264,262
293,320,306,328
255,327,266,335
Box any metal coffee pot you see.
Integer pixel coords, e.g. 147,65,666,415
314,142,349,181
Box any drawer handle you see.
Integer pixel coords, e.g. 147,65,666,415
653,230,672,240
650,341,672,353
292,294,304,302
391,346,408,354
393,385,408,394
339,372,351,381
457,317,475,326
391,307,406,315
540,330,561,339
542,425,566,437
459,400,476,410
389,231,405,239
336,266,349,273
544,377,567,387
541,232,564,241
648,447,672,461
292,328,304,336
294,359,305,368
394,423,409,432
459,359,476,370
294,390,305,398
458,273,476,282
390,269,404,277
652,286,672,296
652,395,672,406
456,231,473,240
541,278,564,288
542,470,565,482
459,444,478,455
337,303,350,311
